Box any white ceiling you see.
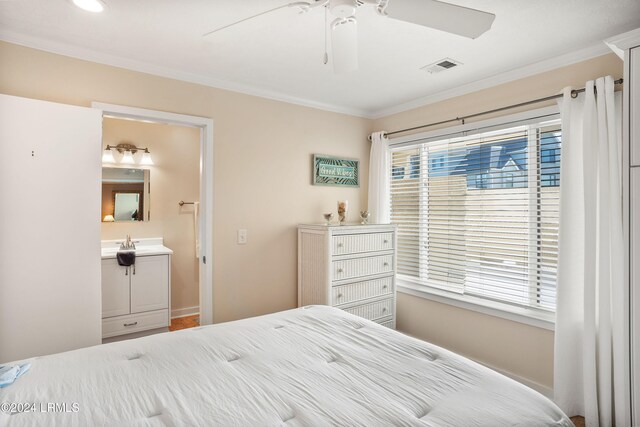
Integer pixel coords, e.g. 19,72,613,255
1,0,639,118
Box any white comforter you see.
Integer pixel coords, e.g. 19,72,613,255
0,306,570,426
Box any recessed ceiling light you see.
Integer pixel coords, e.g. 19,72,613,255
72,0,105,13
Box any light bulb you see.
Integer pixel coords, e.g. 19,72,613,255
139,150,154,166
72,0,105,13
102,148,115,164
121,150,135,165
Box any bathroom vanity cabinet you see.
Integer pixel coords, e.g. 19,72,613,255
101,239,172,339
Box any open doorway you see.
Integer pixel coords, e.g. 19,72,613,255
94,102,214,327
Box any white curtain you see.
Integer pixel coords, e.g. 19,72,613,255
368,131,390,224
554,76,627,426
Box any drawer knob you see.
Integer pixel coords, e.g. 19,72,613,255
337,268,344,273
382,308,387,312
337,243,344,248
384,262,389,267
337,293,343,298
124,321,138,327
384,240,389,244
383,285,388,289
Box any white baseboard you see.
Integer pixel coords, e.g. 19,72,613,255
171,306,200,319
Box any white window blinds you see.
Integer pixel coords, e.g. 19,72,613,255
390,118,561,312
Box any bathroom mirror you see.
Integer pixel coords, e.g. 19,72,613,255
102,168,150,222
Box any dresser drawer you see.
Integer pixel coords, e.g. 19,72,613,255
343,298,394,322
333,232,394,255
376,316,395,329
332,276,393,306
102,309,168,338
333,254,393,281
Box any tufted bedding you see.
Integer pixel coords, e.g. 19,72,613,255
0,305,570,426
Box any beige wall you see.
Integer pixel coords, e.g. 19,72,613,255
396,293,556,387
101,118,201,312
0,39,623,391
0,41,372,323
374,53,624,391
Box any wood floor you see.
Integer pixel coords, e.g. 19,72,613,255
570,416,584,427
169,315,199,331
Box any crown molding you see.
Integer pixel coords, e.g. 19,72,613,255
605,28,640,59
0,29,373,118
369,42,613,119
0,29,616,121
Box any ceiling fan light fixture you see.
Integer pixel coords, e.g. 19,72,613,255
329,0,357,18
331,17,358,73
72,0,105,13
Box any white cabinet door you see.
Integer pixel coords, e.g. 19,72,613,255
130,256,169,314
101,259,130,318
632,47,640,167
632,167,640,420
0,95,102,363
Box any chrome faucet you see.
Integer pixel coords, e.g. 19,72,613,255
119,234,136,251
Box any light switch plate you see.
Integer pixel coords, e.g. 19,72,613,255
237,229,247,245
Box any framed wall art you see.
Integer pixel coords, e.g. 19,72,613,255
313,154,359,187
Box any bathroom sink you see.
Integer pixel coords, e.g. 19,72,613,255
100,239,173,259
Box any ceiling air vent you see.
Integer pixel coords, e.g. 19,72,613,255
421,58,463,74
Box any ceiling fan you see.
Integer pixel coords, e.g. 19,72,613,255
203,0,495,74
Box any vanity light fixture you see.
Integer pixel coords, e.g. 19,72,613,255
102,143,154,166
72,0,105,13
139,149,154,166
101,147,116,164
120,150,135,165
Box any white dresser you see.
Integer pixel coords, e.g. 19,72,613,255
298,224,397,328
101,238,172,340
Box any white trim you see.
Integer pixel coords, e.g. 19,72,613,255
391,105,560,332
398,279,555,331
370,42,611,119
0,28,611,120
605,28,640,59
171,306,200,319
92,102,215,326
0,29,371,119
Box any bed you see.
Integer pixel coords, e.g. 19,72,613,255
0,305,570,426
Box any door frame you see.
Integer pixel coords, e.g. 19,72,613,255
92,102,214,325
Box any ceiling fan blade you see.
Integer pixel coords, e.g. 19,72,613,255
203,2,314,37
331,17,358,73
383,0,495,39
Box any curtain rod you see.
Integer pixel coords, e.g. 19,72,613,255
368,78,623,141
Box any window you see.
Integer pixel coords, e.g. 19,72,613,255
409,155,421,178
392,166,405,180
390,119,561,314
